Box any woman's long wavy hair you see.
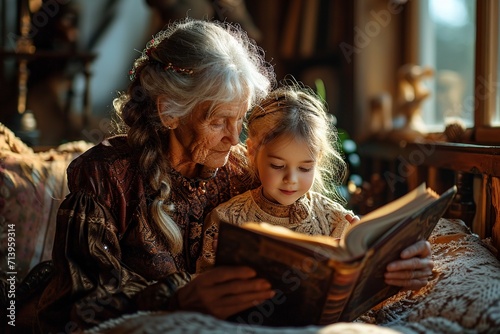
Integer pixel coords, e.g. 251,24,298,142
112,18,275,254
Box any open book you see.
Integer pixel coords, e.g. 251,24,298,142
215,183,457,327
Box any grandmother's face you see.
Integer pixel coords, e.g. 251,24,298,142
170,101,247,171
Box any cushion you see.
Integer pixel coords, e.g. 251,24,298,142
0,123,93,279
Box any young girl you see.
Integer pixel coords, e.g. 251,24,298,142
197,82,358,272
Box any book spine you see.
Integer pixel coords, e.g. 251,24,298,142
299,0,320,58
318,258,364,325
280,0,303,59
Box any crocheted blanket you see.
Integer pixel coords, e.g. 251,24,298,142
87,219,500,334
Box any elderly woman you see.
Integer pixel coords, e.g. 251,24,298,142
32,18,433,332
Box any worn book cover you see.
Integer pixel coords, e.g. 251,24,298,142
215,184,457,327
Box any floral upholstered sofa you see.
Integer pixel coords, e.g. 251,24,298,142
0,123,93,280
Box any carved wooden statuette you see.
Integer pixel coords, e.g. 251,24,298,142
387,64,434,142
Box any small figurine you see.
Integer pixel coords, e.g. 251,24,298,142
396,64,434,135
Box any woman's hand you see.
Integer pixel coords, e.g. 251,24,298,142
384,240,434,290
175,266,275,319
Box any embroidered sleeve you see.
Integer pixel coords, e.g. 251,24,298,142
196,192,254,273
38,192,190,331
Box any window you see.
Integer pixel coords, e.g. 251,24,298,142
418,0,476,130
414,0,499,142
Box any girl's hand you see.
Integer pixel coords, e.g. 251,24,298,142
384,240,434,290
175,266,275,319
345,213,360,224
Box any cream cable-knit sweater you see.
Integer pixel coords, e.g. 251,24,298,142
197,186,352,272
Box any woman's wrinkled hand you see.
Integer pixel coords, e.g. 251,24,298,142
384,240,434,290
175,266,275,319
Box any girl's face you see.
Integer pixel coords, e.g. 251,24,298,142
253,134,317,206
168,101,247,176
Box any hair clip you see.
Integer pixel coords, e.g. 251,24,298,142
164,63,194,75
145,38,157,56
129,68,136,81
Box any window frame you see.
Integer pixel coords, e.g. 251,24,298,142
406,0,500,144
474,0,499,143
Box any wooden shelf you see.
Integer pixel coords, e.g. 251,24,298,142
358,138,500,242
1,50,96,62
359,140,500,177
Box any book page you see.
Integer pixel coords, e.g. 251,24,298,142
240,183,444,261
339,184,457,321
241,222,351,259
341,183,439,258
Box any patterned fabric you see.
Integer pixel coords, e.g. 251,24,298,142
0,123,92,279
197,186,352,272
359,219,500,333
36,136,257,332
0,122,34,154
86,311,399,334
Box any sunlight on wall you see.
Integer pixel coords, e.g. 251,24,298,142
77,0,150,118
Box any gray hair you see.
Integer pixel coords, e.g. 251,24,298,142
112,18,275,254
115,18,274,123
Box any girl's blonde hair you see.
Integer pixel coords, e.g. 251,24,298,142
112,18,275,253
246,81,347,204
